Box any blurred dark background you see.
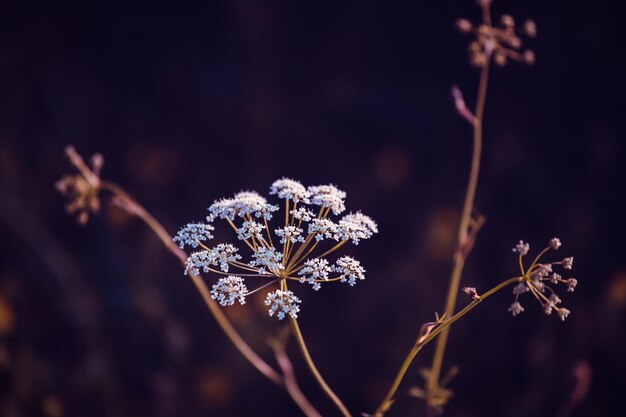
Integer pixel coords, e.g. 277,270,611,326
1,0,624,416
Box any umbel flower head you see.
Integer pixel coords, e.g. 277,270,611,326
174,178,378,319
508,238,577,321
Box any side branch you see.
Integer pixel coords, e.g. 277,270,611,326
372,276,521,417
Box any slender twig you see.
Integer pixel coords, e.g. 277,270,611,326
290,317,352,417
425,2,493,401
272,340,323,417
99,181,283,385
372,276,521,417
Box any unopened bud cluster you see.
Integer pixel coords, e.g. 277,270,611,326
456,1,536,68
509,238,576,321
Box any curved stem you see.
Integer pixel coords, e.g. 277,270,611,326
426,36,492,398
290,317,352,417
99,181,283,386
373,276,521,417
273,341,323,417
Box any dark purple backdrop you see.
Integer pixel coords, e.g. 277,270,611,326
1,0,624,416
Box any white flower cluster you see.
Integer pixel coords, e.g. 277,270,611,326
308,184,346,215
184,244,242,275
270,178,311,203
265,290,302,319
298,258,332,291
207,191,279,221
211,276,248,306
508,238,576,321
173,222,214,249
174,178,377,319
237,220,264,240
333,256,366,286
275,226,305,244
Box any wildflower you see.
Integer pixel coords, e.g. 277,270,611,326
308,184,346,215
185,250,214,276
175,178,376,318
265,290,302,320
174,222,215,249
275,226,305,244
557,308,571,321
236,221,264,240
333,256,366,286
508,301,525,316
513,283,529,295
291,207,315,222
270,178,311,203
299,259,332,290
207,198,237,221
337,212,378,244
566,278,578,292
509,238,577,321
562,257,574,270
250,247,283,271
210,244,242,272
308,218,339,241
513,240,530,256
210,276,248,306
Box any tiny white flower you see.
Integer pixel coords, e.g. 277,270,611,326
308,218,339,241
291,207,315,222
236,220,265,240
207,198,237,221
250,247,283,271
210,276,248,306
270,178,311,203
333,256,365,286
549,294,561,305
550,237,562,250
562,257,574,270
174,222,215,249
557,307,570,321
508,301,525,316
513,283,529,295
566,278,577,292
337,212,378,244
184,250,214,276
308,184,347,215
298,259,331,290
210,244,242,272
512,240,530,256
275,226,305,244
264,290,302,320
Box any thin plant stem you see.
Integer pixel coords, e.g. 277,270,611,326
273,341,323,417
426,22,492,398
99,181,283,386
290,317,353,417
373,276,521,417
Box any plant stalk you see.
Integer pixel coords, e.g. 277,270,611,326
373,276,520,417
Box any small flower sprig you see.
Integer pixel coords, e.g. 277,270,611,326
509,238,577,321
174,178,378,320
371,237,578,417
55,146,104,224
456,0,537,68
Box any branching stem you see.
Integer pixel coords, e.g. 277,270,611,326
372,276,521,417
